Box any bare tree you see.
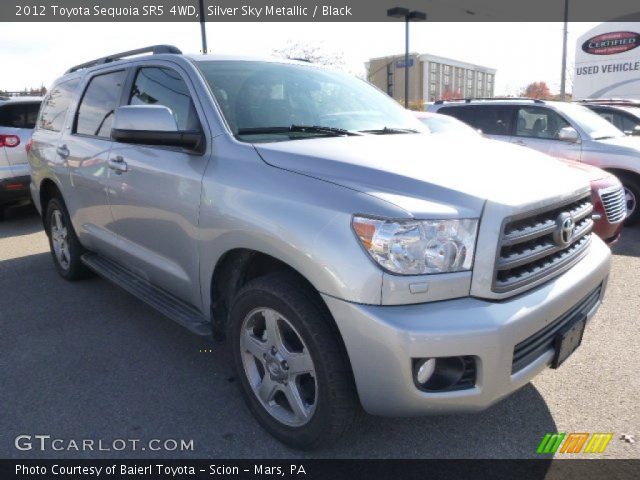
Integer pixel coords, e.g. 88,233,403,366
272,41,346,70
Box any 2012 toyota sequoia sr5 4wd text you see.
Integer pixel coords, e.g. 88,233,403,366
29,46,612,449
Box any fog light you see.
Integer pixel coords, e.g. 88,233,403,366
413,356,475,392
415,358,436,385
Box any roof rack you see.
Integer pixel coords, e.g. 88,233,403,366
65,45,182,74
579,98,640,105
434,97,545,105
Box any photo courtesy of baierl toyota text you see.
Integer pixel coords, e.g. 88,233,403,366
1,1,639,479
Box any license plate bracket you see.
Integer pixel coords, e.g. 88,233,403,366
551,315,586,369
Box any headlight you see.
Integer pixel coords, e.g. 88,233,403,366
352,216,479,275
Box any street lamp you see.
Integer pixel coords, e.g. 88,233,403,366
199,0,208,54
387,6,427,108
560,0,569,101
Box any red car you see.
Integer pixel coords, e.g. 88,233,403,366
414,111,625,245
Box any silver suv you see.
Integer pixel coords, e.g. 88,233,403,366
29,46,611,448
428,98,640,224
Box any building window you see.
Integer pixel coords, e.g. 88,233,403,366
444,65,451,74
430,62,437,73
430,83,436,94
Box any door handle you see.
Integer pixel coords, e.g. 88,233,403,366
514,140,527,146
108,155,128,173
56,145,70,158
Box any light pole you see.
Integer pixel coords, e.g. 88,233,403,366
199,0,208,54
560,0,569,101
387,7,427,108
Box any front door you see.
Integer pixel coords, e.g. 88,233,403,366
511,106,582,161
106,64,211,307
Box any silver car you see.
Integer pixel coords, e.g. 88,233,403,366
0,96,41,219
428,98,640,224
29,46,611,448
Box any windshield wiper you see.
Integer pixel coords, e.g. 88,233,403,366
593,135,616,140
358,126,420,135
237,125,362,136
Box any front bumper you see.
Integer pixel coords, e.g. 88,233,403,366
323,238,611,416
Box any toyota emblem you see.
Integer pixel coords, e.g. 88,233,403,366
554,212,575,247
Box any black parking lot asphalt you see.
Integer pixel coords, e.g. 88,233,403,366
1,205,638,459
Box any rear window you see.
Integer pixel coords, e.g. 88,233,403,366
38,79,79,132
75,70,126,138
438,105,515,136
0,102,41,129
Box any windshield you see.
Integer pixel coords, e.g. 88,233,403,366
419,114,480,136
196,60,425,142
556,102,626,140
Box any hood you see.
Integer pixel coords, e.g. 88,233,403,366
596,135,640,153
254,134,591,218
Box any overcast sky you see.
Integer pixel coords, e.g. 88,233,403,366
0,22,600,94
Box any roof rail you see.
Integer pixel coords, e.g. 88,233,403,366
65,45,182,74
579,98,640,105
434,97,545,105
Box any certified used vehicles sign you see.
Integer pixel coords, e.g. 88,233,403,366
582,31,640,55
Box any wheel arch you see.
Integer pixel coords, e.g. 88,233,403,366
38,177,63,230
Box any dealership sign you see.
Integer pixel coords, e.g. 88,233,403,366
582,31,640,55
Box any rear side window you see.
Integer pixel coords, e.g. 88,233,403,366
129,67,201,131
37,79,79,132
75,70,126,138
0,102,41,129
438,105,514,136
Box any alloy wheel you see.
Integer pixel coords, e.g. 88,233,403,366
50,209,71,270
240,307,317,427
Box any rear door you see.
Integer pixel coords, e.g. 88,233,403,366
106,63,211,306
0,101,40,176
63,69,128,253
511,106,582,161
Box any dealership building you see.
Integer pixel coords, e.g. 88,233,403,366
366,53,496,104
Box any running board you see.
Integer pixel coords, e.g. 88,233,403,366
81,253,212,336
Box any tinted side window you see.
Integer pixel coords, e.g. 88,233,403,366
591,107,615,126
515,107,570,140
37,80,79,132
438,105,514,136
438,106,477,127
0,103,40,129
129,67,200,131
617,112,640,132
76,70,126,138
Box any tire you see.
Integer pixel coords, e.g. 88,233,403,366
619,173,640,226
229,272,359,449
44,197,93,280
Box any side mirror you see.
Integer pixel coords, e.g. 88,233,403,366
557,126,580,143
111,105,204,152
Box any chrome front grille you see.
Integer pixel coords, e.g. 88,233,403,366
599,185,627,224
493,195,593,293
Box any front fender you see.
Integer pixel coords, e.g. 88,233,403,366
197,145,409,314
